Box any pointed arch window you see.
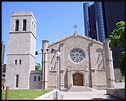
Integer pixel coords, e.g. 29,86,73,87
38,76,40,81
19,59,21,65
15,20,19,31
15,59,17,65
23,19,27,31
34,76,36,81
16,74,19,87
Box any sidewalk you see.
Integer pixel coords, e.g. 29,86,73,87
60,87,122,100
34,82,125,100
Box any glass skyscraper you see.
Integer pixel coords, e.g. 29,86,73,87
83,3,90,37
102,1,125,68
83,2,105,42
94,2,105,42
83,1,125,68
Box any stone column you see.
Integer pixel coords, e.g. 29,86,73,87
58,43,64,90
103,38,115,88
42,40,49,89
88,43,93,87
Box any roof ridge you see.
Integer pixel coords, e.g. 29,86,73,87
49,33,103,46
49,34,74,46
77,34,103,45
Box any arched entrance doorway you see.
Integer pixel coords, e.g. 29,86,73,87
73,73,83,86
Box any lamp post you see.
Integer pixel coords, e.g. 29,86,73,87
55,51,61,100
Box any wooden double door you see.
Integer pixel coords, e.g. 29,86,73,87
73,73,83,86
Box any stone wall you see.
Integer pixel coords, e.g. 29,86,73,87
106,88,125,99
114,68,125,82
47,34,106,90
30,70,42,89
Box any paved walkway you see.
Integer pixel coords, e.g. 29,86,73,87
63,86,92,92
34,82,125,100
60,86,122,100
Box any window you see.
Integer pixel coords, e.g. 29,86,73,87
15,60,17,65
38,76,40,81
16,74,19,87
32,21,34,33
34,24,35,34
15,20,19,31
34,76,36,81
19,60,21,65
2,74,5,77
23,19,27,31
3,67,6,72
70,48,85,63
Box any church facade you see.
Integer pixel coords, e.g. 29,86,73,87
43,32,107,90
5,11,115,90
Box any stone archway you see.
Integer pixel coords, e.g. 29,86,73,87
73,73,83,86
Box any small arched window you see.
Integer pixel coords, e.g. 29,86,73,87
19,59,21,65
38,76,40,81
23,19,27,31
15,59,17,65
15,20,19,31
16,74,19,87
34,76,36,81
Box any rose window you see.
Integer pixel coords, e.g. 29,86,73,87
70,48,85,63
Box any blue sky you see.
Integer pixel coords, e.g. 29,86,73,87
2,2,94,64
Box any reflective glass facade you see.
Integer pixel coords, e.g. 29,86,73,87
83,3,90,37
83,1,125,68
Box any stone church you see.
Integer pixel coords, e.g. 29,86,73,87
5,11,115,90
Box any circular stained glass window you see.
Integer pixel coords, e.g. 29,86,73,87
69,48,85,63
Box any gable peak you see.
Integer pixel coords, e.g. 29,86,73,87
73,24,78,38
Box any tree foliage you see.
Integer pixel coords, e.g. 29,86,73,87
35,62,41,70
109,21,125,76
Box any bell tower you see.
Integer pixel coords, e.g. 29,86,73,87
5,11,36,89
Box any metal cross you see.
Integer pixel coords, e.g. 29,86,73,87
73,24,78,32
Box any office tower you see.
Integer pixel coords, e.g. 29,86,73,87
2,41,5,65
89,4,97,40
102,1,125,38
83,1,125,69
83,3,90,37
94,2,105,42
1,41,5,87
102,1,125,69
83,2,105,42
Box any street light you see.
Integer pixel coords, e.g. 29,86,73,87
55,51,61,100
36,48,61,97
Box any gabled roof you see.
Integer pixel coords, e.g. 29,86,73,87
48,33,103,47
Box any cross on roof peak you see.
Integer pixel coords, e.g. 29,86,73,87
73,24,78,32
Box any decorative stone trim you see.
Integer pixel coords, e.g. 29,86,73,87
49,34,103,47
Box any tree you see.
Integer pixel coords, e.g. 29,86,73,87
35,62,41,70
109,21,125,76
